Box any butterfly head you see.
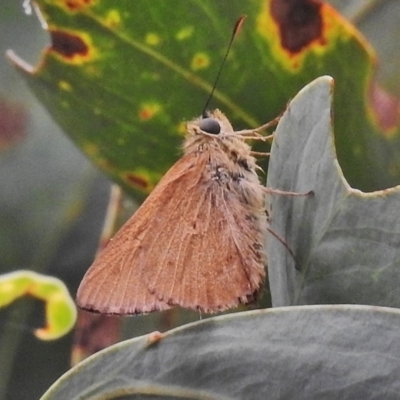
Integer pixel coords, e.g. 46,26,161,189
183,109,252,158
188,109,234,139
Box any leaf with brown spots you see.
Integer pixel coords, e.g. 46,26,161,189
7,0,400,200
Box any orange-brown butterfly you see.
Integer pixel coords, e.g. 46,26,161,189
77,110,279,314
77,16,309,315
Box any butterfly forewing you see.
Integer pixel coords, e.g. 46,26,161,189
76,154,200,314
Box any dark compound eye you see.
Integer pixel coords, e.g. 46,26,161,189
199,118,221,134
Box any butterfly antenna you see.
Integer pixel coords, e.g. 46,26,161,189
202,15,247,117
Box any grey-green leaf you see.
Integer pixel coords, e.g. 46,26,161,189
266,76,400,307
41,305,400,399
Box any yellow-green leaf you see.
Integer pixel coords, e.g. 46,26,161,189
0,270,77,340
8,0,400,199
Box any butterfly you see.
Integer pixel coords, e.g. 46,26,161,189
76,109,278,315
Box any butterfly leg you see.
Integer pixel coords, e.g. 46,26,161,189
266,227,301,270
253,113,282,132
267,227,295,259
230,113,281,140
250,151,270,157
264,188,314,197
234,132,275,141
235,112,283,137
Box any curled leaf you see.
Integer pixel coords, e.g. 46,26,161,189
0,270,77,340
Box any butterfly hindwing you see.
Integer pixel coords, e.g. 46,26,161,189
140,152,267,312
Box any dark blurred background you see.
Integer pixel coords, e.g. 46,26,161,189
0,2,111,399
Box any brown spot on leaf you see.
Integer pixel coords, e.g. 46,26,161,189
270,0,324,54
191,53,210,71
50,30,89,59
125,173,150,190
370,83,400,135
64,0,93,11
139,109,152,120
0,99,28,150
138,103,161,120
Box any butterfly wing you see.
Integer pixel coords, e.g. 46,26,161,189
76,153,201,314
77,150,267,315
139,153,267,313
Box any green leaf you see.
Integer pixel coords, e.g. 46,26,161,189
0,270,77,340
8,0,400,200
40,305,400,399
267,76,400,307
